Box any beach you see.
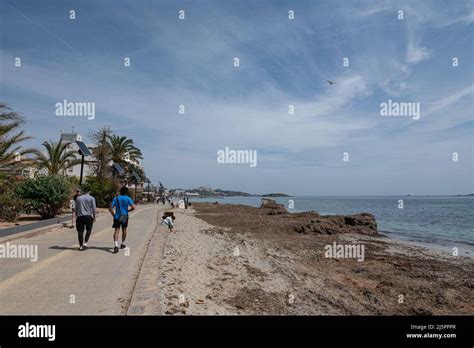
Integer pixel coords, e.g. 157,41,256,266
130,202,474,315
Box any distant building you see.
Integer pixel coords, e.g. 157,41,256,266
21,167,37,178
122,152,145,189
197,186,211,192
0,164,37,179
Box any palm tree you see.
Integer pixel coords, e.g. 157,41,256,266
107,135,143,167
0,103,38,169
34,140,81,175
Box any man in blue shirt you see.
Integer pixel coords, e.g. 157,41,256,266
109,186,136,254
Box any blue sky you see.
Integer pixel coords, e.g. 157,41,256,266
1,0,473,195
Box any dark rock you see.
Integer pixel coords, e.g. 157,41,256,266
260,198,287,215
292,213,378,236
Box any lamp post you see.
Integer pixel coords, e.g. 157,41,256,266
145,178,151,203
79,155,85,184
131,171,141,203
134,176,137,202
75,141,91,185
111,162,125,195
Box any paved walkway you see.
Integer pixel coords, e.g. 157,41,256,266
0,204,164,315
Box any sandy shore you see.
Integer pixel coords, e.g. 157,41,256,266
131,203,473,315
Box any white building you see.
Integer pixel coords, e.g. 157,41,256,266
0,165,37,179
60,131,96,178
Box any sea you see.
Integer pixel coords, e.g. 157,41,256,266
191,196,474,252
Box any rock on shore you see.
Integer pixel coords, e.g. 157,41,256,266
291,212,377,236
259,198,378,236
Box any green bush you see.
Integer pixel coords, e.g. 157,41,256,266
85,176,117,208
15,175,72,219
0,190,24,222
135,192,143,202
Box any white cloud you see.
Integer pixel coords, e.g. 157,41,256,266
425,85,474,116
406,34,432,64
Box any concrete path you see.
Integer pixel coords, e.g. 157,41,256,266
0,204,164,315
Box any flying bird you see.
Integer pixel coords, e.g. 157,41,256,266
326,80,336,85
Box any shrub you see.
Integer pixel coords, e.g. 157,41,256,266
15,175,72,219
0,190,24,222
85,176,117,208
135,192,143,202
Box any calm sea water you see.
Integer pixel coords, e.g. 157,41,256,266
191,196,474,248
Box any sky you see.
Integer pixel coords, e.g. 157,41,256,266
1,0,473,195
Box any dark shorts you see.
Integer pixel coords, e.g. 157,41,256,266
113,217,129,229
76,215,94,233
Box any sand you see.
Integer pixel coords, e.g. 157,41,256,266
131,203,473,315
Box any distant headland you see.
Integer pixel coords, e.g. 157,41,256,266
261,193,292,197
168,186,290,198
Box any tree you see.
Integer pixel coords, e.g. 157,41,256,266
107,134,144,189
0,103,38,172
90,126,112,182
85,176,116,208
158,182,166,196
34,140,81,175
0,188,24,222
107,135,143,168
15,175,71,219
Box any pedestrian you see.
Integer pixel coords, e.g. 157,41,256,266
75,187,96,251
109,186,136,254
161,215,175,233
70,189,80,228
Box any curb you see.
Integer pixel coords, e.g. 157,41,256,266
0,219,70,243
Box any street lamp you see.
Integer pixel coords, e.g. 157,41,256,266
111,162,125,176
111,162,125,195
131,171,141,202
75,141,91,185
145,178,151,203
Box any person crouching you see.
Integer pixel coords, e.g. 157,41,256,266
161,215,175,233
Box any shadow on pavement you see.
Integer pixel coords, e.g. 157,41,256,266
50,246,114,253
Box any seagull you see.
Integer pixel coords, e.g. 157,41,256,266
326,79,336,85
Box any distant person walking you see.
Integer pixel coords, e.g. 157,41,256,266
75,187,96,251
73,189,80,202
109,186,136,254
70,189,80,228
